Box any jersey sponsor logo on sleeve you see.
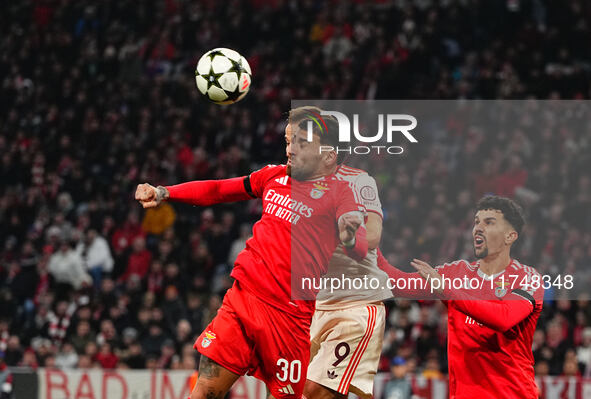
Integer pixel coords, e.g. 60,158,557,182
359,185,377,201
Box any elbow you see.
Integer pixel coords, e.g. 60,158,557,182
366,232,381,250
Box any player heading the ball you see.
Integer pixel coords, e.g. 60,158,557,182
135,108,367,399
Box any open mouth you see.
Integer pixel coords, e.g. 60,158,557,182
474,235,485,249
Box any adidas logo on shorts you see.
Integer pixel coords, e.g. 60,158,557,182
278,384,295,395
327,370,338,379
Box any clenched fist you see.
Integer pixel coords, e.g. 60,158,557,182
135,183,169,208
338,212,363,245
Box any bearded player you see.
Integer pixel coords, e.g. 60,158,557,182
378,196,543,399
136,115,368,399
286,107,392,399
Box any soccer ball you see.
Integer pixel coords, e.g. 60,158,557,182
195,48,252,105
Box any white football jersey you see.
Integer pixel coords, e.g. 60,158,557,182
315,165,393,310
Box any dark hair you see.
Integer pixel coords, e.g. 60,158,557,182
288,106,345,163
476,195,525,235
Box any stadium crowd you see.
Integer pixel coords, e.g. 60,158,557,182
1,0,591,384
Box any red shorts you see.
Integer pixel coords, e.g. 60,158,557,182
194,282,311,398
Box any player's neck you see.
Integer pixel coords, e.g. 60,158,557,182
308,164,337,180
479,252,512,276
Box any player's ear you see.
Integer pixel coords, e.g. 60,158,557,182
505,230,518,246
324,149,337,166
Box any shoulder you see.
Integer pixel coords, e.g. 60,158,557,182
254,164,287,175
336,165,379,192
507,259,540,278
336,165,372,184
336,165,367,178
250,164,287,181
328,175,358,195
507,259,544,304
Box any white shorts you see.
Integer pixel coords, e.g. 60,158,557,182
307,303,385,398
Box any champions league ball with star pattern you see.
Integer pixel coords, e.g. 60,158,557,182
195,48,252,105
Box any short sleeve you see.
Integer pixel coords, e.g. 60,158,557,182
354,174,383,217
247,164,283,198
511,267,544,310
336,181,366,221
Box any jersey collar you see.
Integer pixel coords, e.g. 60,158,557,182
475,259,514,280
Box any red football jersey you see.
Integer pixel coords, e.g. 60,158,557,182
232,164,364,318
436,259,543,399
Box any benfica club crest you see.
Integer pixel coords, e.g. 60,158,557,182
494,280,509,298
310,182,329,199
202,331,216,348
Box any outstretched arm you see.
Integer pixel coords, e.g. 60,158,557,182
451,294,535,332
135,176,253,208
376,249,437,299
411,259,541,332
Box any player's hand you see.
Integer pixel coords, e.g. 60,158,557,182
135,183,168,208
410,258,444,295
339,213,362,245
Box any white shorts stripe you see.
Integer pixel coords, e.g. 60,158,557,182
337,305,376,393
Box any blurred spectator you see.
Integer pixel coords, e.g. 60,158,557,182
201,295,222,331
323,27,353,63
111,212,145,255
47,301,77,346
142,323,168,357
577,328,591,376
545,321,571,374
47,241,91,293
19,349,38,369
55,343,78,369
421,357,444,380
145,355,159,370
76,229,114,288
157,339,176,369
186,293,205,334
84,342,99,362
175,319,193,350
70,321,96,355
77,354,95,369
3,336,23,367
535,360,550,377
96,319,119,348
162,286,187,334
96,343,118,369
125,342,146,369
147,260,164,295
119,237,152,283
382,356,411,399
